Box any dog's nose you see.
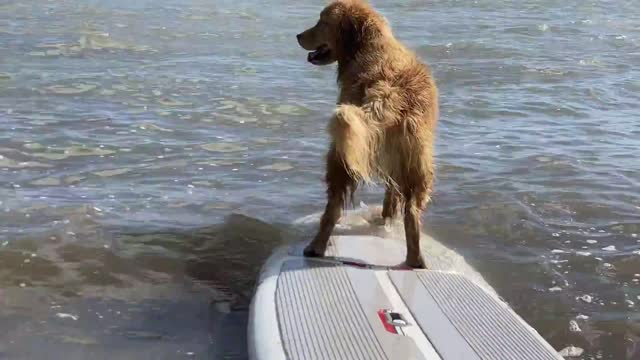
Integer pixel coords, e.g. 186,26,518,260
296,34,302,41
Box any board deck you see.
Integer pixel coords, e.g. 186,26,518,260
248,235,561,360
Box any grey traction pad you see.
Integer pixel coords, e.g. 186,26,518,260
274,257,561,360
390,271,561,360
275,259,387,360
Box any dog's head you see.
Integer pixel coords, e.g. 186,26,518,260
296,0,383,66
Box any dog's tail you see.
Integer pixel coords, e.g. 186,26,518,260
328,104,379,183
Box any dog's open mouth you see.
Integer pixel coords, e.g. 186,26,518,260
307,45,332,65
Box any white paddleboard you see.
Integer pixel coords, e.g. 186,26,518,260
248,211,561,360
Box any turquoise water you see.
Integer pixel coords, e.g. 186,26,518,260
1,0,639,358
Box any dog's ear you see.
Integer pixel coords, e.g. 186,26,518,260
338,12,361,59
338,9,377,59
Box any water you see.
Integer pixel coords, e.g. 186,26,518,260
1,0,639,358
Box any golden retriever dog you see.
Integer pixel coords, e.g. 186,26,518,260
297,0,438,268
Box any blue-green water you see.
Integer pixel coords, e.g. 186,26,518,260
1,0,639,358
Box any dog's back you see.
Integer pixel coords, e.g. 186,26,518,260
334,18,438,204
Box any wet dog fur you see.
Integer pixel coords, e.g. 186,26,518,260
297,0,438,268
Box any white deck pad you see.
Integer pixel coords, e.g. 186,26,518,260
249,235,561,360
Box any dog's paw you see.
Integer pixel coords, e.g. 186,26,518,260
303,244,325,258
372,217,394,234
405,256,427,269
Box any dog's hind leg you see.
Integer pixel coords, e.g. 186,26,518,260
402,176,433,269
304,145,356,257
403,192,426,269
381,186,400,221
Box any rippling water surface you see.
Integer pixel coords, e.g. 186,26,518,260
1,0,639,358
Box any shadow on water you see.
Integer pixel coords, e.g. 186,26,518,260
0,213,300,360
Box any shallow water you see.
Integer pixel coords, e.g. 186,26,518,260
1,0,639,358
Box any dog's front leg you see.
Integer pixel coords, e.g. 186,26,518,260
304,144,356,257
